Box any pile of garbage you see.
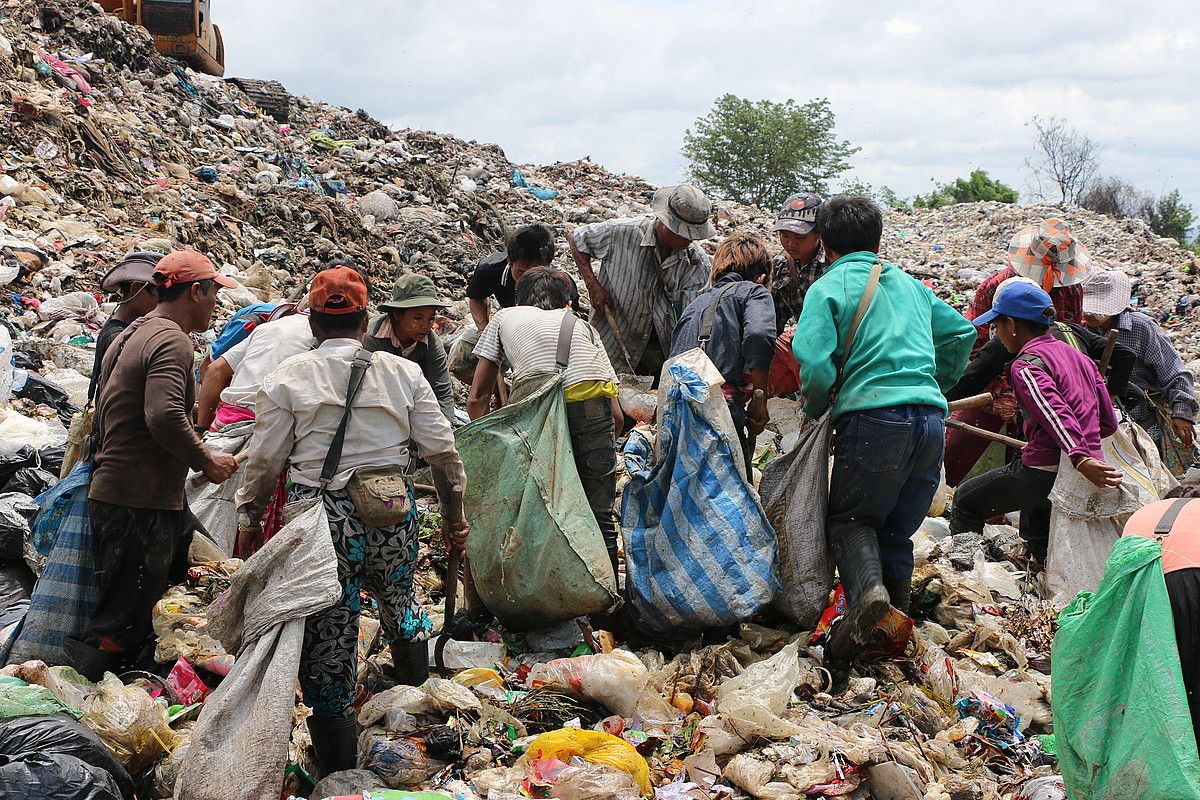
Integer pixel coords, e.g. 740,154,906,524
0,2,1193,799
0,507,1066,800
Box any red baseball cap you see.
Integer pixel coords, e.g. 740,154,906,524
153,250,239,289
309,266,368,314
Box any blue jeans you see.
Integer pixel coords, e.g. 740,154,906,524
827,404,945,611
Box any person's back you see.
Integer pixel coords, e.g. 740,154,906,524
797,254,974,420
220,313,315,410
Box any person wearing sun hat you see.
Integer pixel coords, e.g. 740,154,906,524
88,251,162,401
68,250,240,681
237,265,468,776
945,218,1095,487
569,184,714,378
951,279,1121,567
1083,268,1198,460
363,271,456,421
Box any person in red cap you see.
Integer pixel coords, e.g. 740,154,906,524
236,266,469,776
68,250,240,680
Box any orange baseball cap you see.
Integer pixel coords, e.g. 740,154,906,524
153,250,239,289
309,266,368,314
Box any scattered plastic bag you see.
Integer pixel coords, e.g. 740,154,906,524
311,768,388,799
551,761,643,800
529,650,675,721
358,677,481,728
0,751,123,800
165,658,210,706
520,729,652,797
0,674,81,719
715,642,802,740
0,712,133,798
1014,775,1066,800
80,674,177,774
358,730,449,787
0,661,92,709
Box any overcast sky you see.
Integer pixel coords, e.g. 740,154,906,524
217,1,1199,212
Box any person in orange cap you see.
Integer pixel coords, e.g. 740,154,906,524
69,250,240,680
236,266,468,777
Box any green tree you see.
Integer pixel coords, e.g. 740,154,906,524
913,169,1018,208
682,95,858,209
1144,189,1196,245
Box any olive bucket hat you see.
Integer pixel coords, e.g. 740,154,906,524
651,184,717,240
380,272,448,311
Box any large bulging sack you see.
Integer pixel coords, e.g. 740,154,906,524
1053,535,1200,799
622,362,779,637
757,416,834,627
1044,419,1175,606
456,372,618,629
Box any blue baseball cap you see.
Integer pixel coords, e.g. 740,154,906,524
974,280,1056,326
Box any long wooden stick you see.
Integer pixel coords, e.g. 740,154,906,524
187,449,250,488
1098,329,1119,377
603,307,637,374
946,418,1026,449
947,393,993,412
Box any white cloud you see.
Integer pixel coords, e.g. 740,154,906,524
213,0,1200,213
884,17,922,37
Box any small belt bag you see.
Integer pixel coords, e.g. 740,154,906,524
322,348,414,527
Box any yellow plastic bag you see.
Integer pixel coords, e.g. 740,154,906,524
518,729,651,796
81,674,177,773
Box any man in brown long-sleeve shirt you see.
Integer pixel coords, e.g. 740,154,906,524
67,251,240,680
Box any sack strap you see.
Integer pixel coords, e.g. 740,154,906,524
555,310,578,373
833,259,883,395
698,283,737,353
320,348,374,488
1154,497,1192,535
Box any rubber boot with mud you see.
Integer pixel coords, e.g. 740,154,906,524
64,637,125,683
390,640,429,686
824,528,891,693
307,715,358,776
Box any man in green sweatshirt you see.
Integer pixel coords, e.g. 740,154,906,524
793,196,975,689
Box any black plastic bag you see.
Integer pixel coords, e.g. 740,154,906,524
0,494,37,562
0,562,34,613
0,752,122,800
15,374,79,426
1,467,55,497
0,714,133,799
37,446,65,478
0,448,38,487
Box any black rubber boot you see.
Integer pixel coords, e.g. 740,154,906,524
824,528,890,692
390,640,429,686
307,715,358,776
883,576,912,614
64,637,124,683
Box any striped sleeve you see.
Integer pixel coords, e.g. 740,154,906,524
1011,360,1090,459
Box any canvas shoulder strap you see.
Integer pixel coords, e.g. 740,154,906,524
555,310,578,372
832,259,883,394
320,347,374,488
698,283,737,353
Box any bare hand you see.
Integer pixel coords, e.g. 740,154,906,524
586,279,612,315
1173,417,1195,448
442,518,469,555
234,522,264,560
992,393,1018,424
746,392,769,437
202,452,239,484
1078,458,1123,489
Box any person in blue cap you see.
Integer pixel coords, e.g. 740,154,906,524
951,278,1122,565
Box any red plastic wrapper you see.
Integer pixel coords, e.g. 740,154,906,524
768,330,801,397
167,658,210,706
811,583,849,645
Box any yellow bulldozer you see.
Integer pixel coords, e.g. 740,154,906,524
99,0,225,77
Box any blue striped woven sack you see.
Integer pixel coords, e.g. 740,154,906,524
621,363,779,637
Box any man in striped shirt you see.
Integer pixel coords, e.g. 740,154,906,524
951,281,1121,564
569,185,714,378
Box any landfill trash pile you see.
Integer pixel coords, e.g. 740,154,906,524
0,2,1190,799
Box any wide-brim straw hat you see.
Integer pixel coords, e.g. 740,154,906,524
1006,218,1092,289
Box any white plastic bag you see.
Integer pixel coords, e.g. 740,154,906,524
529,650,675,721
715,642,802,740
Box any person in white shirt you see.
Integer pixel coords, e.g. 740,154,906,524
236,266,468,776
467,267,622,580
